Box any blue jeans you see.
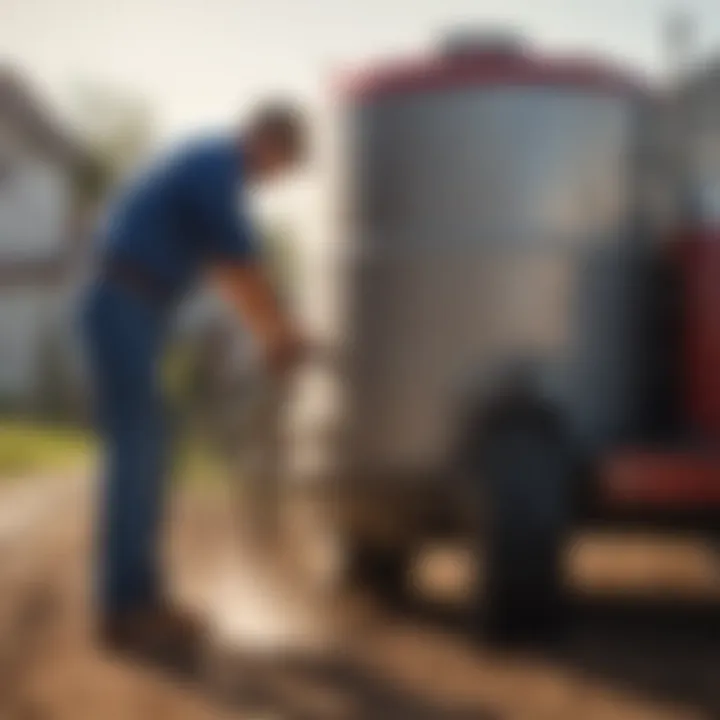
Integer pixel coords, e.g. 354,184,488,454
82,280,169,615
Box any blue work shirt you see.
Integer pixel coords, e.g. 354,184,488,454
99,134,257,297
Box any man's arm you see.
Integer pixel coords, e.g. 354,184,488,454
211,261,303,375
177,141,303,374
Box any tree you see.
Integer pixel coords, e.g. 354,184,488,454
69,83,155,203
261,222,302,307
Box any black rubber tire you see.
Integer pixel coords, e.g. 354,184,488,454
474,409,573,645
345,538,411,607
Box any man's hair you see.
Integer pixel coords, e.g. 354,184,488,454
248,100,308,162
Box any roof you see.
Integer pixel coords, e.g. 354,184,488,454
0,67,86,167
342,43,648,102
0,67,91,286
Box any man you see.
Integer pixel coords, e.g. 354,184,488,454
82,102,307,663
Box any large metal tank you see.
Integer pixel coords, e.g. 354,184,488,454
290,34,653,500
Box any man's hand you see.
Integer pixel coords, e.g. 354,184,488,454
211,262,305,378
264,325,306,377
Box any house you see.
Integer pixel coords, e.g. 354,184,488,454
0,67,89,412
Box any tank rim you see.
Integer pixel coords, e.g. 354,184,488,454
340,49,649,101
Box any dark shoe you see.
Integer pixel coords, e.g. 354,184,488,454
99,603,206,678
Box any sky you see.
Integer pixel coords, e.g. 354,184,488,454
3,0,720,142
3,0,720,299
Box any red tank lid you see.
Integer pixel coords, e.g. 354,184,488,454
343,31,647,101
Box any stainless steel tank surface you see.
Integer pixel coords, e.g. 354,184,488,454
290,40,652,489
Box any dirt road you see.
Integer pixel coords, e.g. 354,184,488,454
0,478,719,720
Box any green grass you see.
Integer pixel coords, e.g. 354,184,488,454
174,438,229,487
0,419,232,489
0,420,96,480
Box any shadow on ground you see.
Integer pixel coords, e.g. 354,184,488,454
553,594,720,715
207,650,497,720
406,591,720,718
201,589,720,719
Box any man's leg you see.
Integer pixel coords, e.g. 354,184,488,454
81,281,166,614
83,284,202,667
98,375,167,614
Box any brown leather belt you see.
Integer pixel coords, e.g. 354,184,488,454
100,257,175,307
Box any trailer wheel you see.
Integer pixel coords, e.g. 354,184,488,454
469,402,573,644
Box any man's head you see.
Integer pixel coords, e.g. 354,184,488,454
242,101,308,182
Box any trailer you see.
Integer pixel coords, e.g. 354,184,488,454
263,33,720,644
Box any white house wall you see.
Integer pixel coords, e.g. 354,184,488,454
0,286,57,401
0,154,71,260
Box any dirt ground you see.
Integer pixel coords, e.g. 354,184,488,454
1,478,720,720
